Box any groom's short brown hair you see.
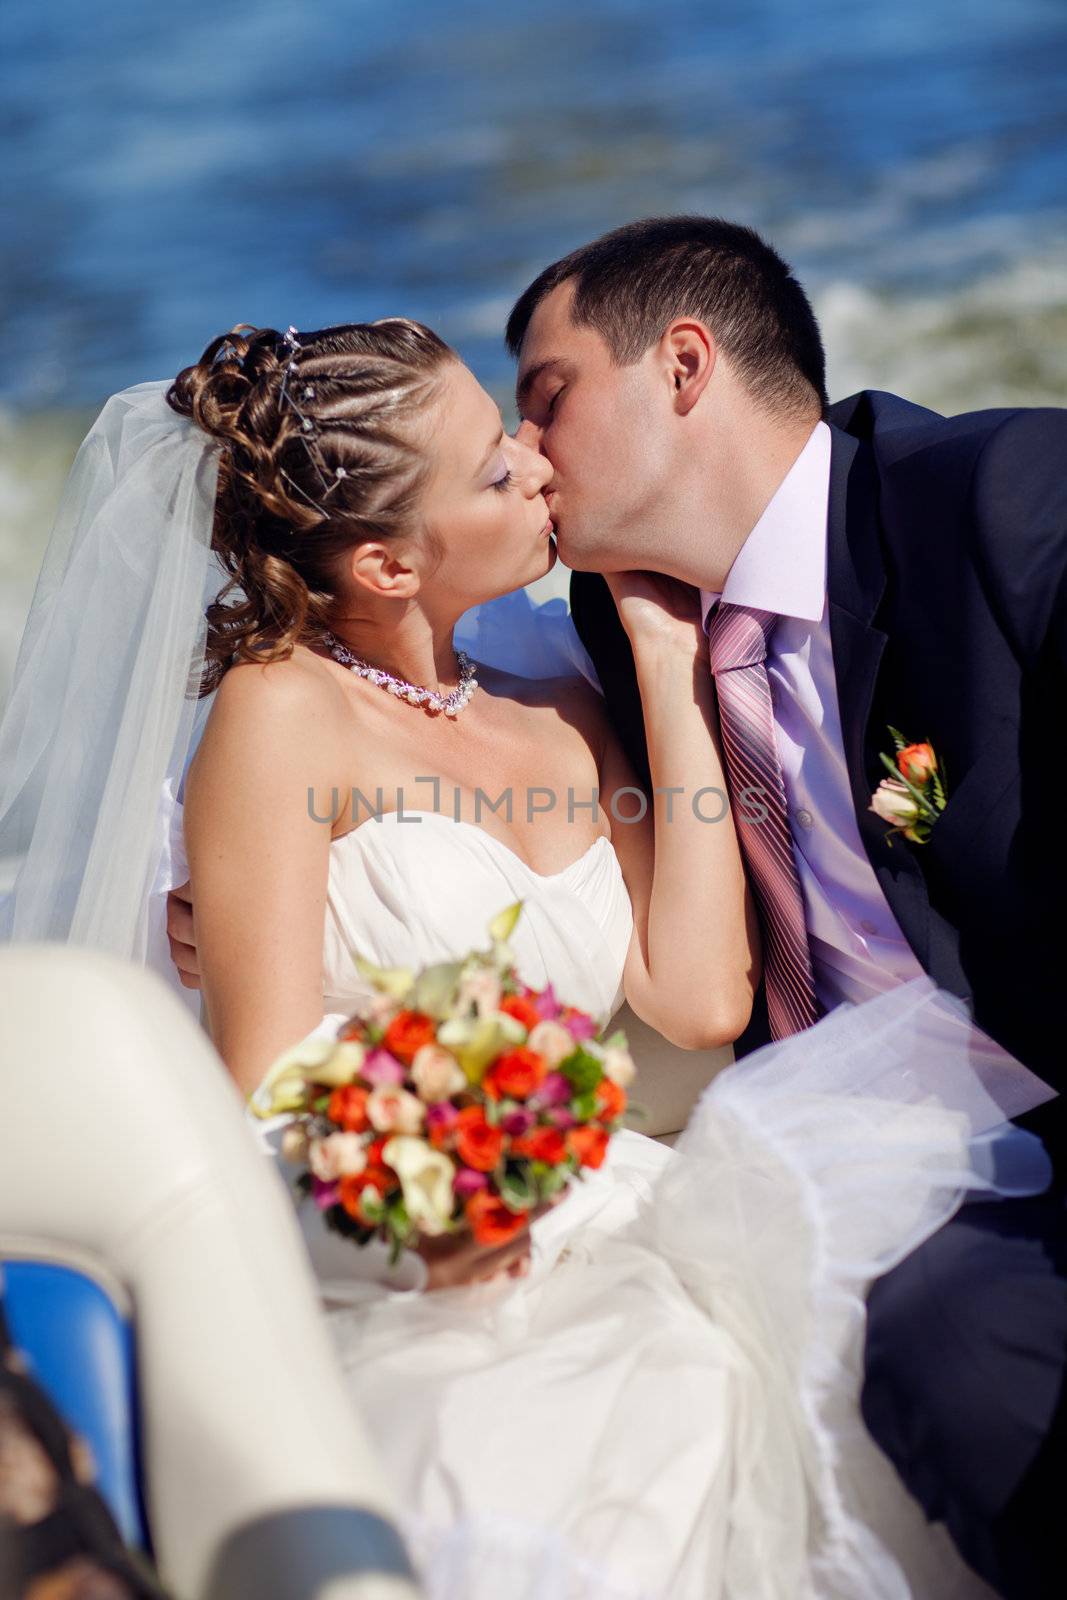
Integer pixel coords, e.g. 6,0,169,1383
506,216,827,418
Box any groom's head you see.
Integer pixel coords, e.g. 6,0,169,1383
508,216,826,574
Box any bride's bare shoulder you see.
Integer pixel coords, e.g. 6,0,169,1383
215,642,348,710
190,645,345,782
474,661,607,738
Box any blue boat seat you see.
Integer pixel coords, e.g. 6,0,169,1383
1,1247,148,1552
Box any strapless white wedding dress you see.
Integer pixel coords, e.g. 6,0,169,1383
260,806,1050,1600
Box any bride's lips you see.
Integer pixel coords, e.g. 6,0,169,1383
541,517,555,537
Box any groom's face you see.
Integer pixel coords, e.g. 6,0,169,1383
513,281,669,572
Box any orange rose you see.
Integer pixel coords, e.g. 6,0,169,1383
511,1125,568,1165
499,994,542,1031
454,1106,505,1172
327,1083,370,1133
567,1125,610,1169
365,1137,387,1165
338,1164,396,1223
383,1010,437,1064
465,1189,530,1247
482,1047,547,1102
595,1079,627,1121
896,742,937,784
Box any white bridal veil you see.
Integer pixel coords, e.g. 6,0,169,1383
0,376,597,998
0,382,222,982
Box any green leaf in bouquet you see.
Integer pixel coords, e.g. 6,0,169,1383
410,960,465,1019
533,1163,571,1201
560,1045,605,1095
353,953,415,1000
312,1094,332,1114
487,901,524,944
571,1090,599,1121
384,1199,415,1266
499,1165,536,1213
601,1029,628,1052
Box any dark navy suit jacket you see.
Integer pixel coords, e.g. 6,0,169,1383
571,393,1067,1152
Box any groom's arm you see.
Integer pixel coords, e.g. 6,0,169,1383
971,409,1067,671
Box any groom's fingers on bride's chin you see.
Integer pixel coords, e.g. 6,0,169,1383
166,893,194,944
168,937,201,986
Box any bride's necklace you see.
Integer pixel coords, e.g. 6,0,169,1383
321,630,479,718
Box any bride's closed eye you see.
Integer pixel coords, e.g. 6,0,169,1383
491,469,515,493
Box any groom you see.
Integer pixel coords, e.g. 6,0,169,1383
507,216,1066,1599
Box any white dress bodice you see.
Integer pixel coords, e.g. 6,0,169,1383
321,810,633,1026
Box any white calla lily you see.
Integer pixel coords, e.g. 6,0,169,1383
382,1137,457,1236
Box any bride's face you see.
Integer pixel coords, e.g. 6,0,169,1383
415,359,557,611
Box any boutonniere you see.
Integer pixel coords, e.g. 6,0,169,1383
868,727,947,845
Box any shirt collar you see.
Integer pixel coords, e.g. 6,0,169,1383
700,419,831,632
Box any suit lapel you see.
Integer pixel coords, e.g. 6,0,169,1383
826,425,935,976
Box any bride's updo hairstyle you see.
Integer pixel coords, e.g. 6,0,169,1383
168,319,455,695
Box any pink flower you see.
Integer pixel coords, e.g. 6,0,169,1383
309,1131,368,1182
453,1167,489,1196
426,1101,459,1133
869,777,920,829
360,1047,407,1087
457,967,502,1017
547,1107,578,1130
411,1043,466,1101
502,1108,536,1136
562,1009,598,1040
527,1020,578,1069
312,1178,340,1211
536,1071,573,1107
534,983,561,1021
367,1084,426,1135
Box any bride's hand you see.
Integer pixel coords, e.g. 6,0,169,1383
417,1194,563,1291
603,570,706,658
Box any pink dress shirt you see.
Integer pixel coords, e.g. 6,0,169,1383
700,421,925,1009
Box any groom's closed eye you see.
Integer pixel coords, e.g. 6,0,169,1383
514,356,575,420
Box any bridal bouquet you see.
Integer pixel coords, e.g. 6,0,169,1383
253,904,634,1261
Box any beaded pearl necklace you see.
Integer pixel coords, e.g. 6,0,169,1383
321,630,478,718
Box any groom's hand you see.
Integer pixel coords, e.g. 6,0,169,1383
166,880,201,989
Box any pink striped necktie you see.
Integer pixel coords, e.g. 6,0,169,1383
707,602,819,1040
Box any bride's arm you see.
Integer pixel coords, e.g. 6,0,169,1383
182,658,337,1096
596,573,760,1050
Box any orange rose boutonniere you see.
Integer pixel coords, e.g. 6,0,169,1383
869,727,947,846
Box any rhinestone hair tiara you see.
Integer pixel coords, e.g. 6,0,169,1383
216,325,347,512
275,326,349,511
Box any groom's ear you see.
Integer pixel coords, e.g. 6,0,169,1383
661,320,716,417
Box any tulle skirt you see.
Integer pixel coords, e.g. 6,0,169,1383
321,981,1053,1600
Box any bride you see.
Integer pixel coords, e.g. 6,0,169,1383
0,320,1053,1600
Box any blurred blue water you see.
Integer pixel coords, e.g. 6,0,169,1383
4,0,1066,411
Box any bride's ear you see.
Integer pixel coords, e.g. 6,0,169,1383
347,540,421,601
